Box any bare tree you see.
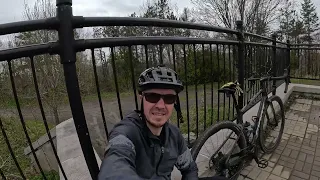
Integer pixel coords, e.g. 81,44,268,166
191,0,282,36
3,0,90,125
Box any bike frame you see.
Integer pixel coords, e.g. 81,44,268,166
232,79,271,138
211,69,289,178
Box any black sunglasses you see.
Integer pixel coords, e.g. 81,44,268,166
143,93,177,104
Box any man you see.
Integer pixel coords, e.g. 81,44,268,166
98,65,228,180
98,65,198,179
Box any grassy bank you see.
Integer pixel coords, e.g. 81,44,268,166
0,117,58,179
291,78,320,86
0,82,221,109
170,104,236,136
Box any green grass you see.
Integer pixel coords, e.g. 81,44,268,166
0,117,57,179
29,170,59,180
82,91,134,102
291,78,320,86
170,104,235,136
0,82,222,109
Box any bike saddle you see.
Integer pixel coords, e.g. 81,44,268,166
218,82,243,97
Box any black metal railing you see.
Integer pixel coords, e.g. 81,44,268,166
290,44,320,80
0,0,318,179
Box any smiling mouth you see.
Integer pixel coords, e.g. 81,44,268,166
152,112,166,116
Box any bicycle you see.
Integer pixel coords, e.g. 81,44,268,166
191,68,290,179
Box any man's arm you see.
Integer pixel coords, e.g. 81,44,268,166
175,134,198,180
98,124,142,180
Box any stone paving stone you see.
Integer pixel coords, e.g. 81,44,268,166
240,98,320,180
288,176,302,180
270,153,281,163
296,99,311,104
314,160,320,166
287,141,301,148
311,170,320,178
268,161,276,168
303,140,310,146
305,133,312,139
316,150,320,157
301,145,316,152
286,144,300,151
272,165,284,176
298,152,307,162
313,101,320,106
244,165,254,171
264,166,274,173
281,155,296,164
282,148,292,157
268,174,286,180
241,169,250,176
304,149,315,156
277,160,287,168
310,140,317,148
292,170,310,179
306,154,315,164
247,167,261,179
280,167,292,179
258,171,270,180
315,156,320,162
310,175,319,180
312,164,320,172
290,150,299,159
282,133,290,140
302,162,312,174
294,160,304,171
275,148,283,155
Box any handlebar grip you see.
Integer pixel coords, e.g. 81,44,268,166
247,77,260,82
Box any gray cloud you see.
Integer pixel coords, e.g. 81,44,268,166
1,0,319,28
0,0,193,25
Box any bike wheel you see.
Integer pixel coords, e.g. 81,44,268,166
191,121,247,180
259,95,285,153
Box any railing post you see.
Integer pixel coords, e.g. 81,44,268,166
236,20,244,110
56,0,99,179
287,40,291,79
272,33,277,95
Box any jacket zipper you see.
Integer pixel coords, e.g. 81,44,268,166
156,146,164,175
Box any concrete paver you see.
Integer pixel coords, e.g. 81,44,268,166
240,97,320,180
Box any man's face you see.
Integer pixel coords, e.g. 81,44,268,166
141,89,176,128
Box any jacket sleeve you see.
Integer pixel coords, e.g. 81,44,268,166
98,123,142,180
175,134,198,180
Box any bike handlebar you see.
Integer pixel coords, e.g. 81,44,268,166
247,69,290,93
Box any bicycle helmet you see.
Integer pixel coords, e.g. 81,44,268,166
138,65,184,94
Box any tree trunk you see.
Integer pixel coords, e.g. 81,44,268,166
53,107,60,125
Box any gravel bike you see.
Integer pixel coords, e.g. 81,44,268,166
191,68,290,179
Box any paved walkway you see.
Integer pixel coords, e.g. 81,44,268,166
240,97,320,180
56,118,101,180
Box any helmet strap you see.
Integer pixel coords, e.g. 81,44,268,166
174,95,184,123
139,98,146,121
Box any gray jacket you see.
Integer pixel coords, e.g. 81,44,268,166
98,110,198,180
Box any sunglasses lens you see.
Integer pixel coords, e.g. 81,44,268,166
144,93,161,103
144,93,176,104
163,95,177,104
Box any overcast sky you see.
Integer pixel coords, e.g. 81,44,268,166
1,0,320,31
0,0,194,24
1,0,320,24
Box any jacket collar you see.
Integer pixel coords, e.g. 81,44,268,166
130,110,169,146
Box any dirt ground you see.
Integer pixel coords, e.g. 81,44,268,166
1,86,227,159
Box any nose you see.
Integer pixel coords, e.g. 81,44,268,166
155,97,165,108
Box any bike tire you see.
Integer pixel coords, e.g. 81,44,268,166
191,121,247,180
259,95,285,153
